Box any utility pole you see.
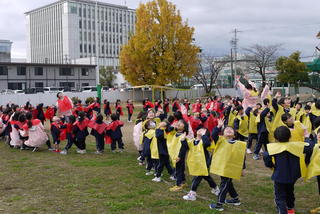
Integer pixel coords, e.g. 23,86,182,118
230,28,241,87
95,0,102,104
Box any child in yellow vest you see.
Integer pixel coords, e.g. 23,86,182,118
281,113,308,142
142,120,159,176
182,128,220,201
245,104,261,154
233,105,249,141
263,126,312,214
169,120,190,192
209,118,246,211
309,129,320,214
271,92,297,139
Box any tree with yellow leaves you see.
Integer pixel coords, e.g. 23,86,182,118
120,0,200,86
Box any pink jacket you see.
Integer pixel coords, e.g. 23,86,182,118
23,123,49,147
237,81,259,110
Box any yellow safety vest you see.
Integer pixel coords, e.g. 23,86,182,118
295,110,304,122
235,115,249,137
248,112,258,134
289,121,305,142
306,144,320,180
167,133,183,167
186,140,209,176
302,113,312,134
311,104,320,117
145,129,159,160
228,110,237,128
267,142,307,179
269,105,296,143
210,137,246,180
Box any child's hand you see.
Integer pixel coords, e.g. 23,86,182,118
158,122,167,129
217,118,225,128
241,170,245,177
175,157,181,163
275,91,281,98
180,132,186,141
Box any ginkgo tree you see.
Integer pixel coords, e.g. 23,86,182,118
120,0,200,86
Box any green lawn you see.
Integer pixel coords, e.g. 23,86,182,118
0,110,319,214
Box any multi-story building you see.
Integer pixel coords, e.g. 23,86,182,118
25,0,135,87
0,62,96,90
0,40,12,63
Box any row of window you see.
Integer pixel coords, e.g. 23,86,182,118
8,82,90,90
79,20,133,33
77,6,134,24
80,32,125,44
0,66,90,77
80,44,120,55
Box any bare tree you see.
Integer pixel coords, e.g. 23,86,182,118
193,55,227,94
244,44,282,87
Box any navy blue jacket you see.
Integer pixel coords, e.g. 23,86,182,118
263,145,312,184
257,107,270,134
155,128,169,156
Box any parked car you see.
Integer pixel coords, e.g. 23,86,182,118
0,89,15,94
81,86,97,92
43,87,64,93
24,88,44,94
14,90,24,94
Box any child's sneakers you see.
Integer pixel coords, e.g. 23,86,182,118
209,203,224,211
169,185,183,192
253,154,260,160
225,198,241,206
60,150,68,155
32,147,38,152
145,171,153,176
169,175,176,181
94,151,103,155
152,177,161,182
183,191,197,201
246,149,252,154
76,149,86,154
211,186,220,196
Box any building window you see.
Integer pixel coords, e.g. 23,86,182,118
101,22,104,31
79,8,82,17
0,66,8,75
101,34,104,42
83,8,86,17
79,20,82,29
82,83,89,87
59,68,74,76
88,45,91,53
35,82,44,88
17,66,26,76
84,44,87,53
88,21,91,30
34,67,43,76
92,21,95,30
8,82,24,90
81,68,89,76
69,4,77,14
60,82,75,89
80,44,83,53
84,21,87,29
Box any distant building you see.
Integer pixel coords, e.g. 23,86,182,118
0,40,12,63
0,62,96,90
25,0,136,88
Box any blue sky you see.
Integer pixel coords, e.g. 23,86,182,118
1,0,320,59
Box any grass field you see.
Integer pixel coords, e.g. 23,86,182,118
0,109,319,214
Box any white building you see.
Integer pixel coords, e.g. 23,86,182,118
25,0,135,87
0,40,12,63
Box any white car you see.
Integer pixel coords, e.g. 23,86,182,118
14,90,24,94
0,89,15,94
43,87,64,93
81,86,97,92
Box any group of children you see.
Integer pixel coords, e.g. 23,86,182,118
1,86,320,213
132,78,320,213
0,95,126,155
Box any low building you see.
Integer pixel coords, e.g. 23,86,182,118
0,62,96,90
